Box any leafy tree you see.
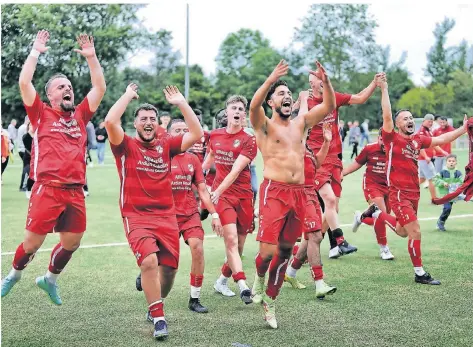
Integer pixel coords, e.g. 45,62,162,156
397,87,436,117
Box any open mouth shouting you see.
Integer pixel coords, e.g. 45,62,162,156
143,126,154,136
406,122,415,133
281,99,292,112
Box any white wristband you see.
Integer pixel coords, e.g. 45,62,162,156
30,49,40,58
211,213,220,219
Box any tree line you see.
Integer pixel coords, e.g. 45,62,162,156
2,4,472,129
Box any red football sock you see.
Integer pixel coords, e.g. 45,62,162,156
374,218,387,246
149,300,164,319
376,212,397,231
265,253,290,300
190,273,203,287
232,271,246,282
310,265,324,281
362,217,374,226
12,242,35,270
255,253,271,277
408,239,423,267
48,243,75,274
290,257,303,270
221,262,232,277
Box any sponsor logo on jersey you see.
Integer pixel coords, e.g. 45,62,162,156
188,164,194,172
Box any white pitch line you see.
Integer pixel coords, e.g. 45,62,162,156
1,214,472,256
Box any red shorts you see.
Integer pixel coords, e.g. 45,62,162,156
388,188,419,227
26,183,86,234
123,215,180,268
303,188,322,240
363,181,390,212
177,212,204,242
257,179,306,245
314,158,343,197
216,195,254,234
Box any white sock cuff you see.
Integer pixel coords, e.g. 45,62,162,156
148,300,163,308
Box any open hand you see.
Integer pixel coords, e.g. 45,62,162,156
323,122,332,142
210,190,221,204
211,218,223,237
32,30,50,53
163,85,186,106
268,60,289,84
74,34,96,58
309,61,329,82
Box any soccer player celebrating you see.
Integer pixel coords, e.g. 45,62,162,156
1,31,106,304
249,59,336,328
203,96,257,305
168,118,223,312
105,83,203,340
284,125,337,299
305,70,384,258
361,77,469,285
343,129,394,260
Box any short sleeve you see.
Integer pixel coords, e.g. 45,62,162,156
240,134,257,161
23,93,44,129
193,155,205,185
382,128,395,144
168,134,184,157
110,133,131,158
420,135,432,149
335,92,352,108
355,146,369,165
76,97,95,124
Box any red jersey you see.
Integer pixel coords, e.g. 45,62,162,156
304,149,317,187
171,152,205,216
355,142,387,187
432,125,455,155
209,128,257,198
111,133,183,217
417,125,435,159
306,92,352,159
23,93,94,184
189,130,210,163
382,129,432,193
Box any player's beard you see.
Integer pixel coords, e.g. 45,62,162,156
275,106,291,119
60,102,75,112
137,129,155,142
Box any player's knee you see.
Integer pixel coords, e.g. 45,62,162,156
140,254,158,273
224,236,238,251
322,194,337,209
309,231,323,244
23,242,41,254
189,240,204,258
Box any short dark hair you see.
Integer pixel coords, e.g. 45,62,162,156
440,116,448,121
446,154,457,161
167,118,185,132
159,111,171,119
45,73,69,94
394,109,411,119
265,80,288,105
193,108,202,116
133,103,159,118
215,108,227,127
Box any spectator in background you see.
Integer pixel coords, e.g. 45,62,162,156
160,112,171,130
7,119,18,152
22,122,35,199
86,121,96,168
432,115,442,132
349,120,361,159
95,121,108,165
360,119,370,147
432,116,455,173
17,116,29,191
339,120,347,149
1,129,11,180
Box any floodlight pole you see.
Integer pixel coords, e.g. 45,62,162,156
184,3,190,99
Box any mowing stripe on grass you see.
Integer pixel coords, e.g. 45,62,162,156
1,214,471,256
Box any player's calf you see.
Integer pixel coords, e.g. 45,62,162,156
1,242,36,298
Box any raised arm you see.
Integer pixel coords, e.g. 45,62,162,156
202,147,215,172
74,34,106,112
163,86,203,152
314,123,332,168
302,61,336,128
380,79,394,133
430,115,468,147
349,73,384,105
249,60,289,131
210,155,251,204
19,30,49,107
104,83,138,145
